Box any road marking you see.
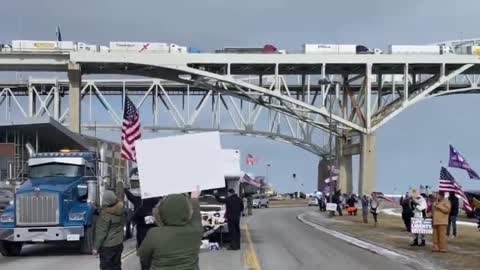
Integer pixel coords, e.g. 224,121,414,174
297,212,437,270
243,223,261,270
121,248,137,261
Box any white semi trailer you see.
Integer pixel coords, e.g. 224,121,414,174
388,45,454,55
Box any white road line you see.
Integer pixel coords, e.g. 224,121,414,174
297,212,438,270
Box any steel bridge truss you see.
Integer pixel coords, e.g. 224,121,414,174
0,78,331,156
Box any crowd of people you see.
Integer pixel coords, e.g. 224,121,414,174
400,191,456,252
92,187,245,270
316,191,382,227
318,188,480,253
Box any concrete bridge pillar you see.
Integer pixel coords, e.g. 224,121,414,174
68,63,82,133
359,133,376,196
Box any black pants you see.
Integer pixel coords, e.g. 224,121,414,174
228,219,241,249
99,244,123,270
402,213,413,232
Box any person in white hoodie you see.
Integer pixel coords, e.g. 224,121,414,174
411,193,427,247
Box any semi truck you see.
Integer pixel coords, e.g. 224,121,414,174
388,45,454,55
303,44,381,54
0,143,130,256
109,41,187,53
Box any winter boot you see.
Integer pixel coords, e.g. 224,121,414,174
410,239,419,246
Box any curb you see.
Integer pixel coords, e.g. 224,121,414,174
297,212,437,270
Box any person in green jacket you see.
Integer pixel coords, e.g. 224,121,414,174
93,190,125,270
137,187,203,270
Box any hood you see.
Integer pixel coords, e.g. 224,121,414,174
154,194,193,226
103,201,124,216
17,177,81,193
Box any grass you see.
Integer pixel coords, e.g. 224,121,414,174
324,212,480,270
269,199,308,207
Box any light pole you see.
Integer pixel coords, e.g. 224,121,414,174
318,78,339,199
266,164,271,185
292,173,297,198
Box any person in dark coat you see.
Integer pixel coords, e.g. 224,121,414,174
400,194,414,232
124,189,160,270
93,190,125,270
214,189,244,250
447,192,459,238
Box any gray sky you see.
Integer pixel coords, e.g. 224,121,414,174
1,0,480,193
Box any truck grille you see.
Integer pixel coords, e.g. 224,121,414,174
16,192,60,226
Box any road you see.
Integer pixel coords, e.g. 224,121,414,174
247,207,416,270
1,207,419,270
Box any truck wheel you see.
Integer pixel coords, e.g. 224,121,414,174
80,216,96,254
0,241,23,256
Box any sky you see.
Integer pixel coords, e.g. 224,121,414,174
1,0,480,193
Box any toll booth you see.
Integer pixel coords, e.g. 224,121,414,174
0,118,127,188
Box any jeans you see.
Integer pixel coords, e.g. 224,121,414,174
447,216,457,236
99,244,123,270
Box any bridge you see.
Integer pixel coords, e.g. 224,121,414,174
2,51,480,194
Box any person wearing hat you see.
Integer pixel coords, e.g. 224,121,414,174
410,192,427,247
93,190,125,270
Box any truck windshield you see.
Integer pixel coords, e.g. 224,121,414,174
29,163,83,178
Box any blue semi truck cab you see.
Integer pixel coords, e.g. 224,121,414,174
0,145,125,256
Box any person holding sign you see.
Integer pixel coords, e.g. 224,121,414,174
410,193,427,247
137,187,203,270
432,191,451,252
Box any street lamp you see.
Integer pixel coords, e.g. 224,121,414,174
266,164,271,185
318,78,340,197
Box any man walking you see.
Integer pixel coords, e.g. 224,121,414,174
447,192,459,238
215,189,244,250
432,191,451,252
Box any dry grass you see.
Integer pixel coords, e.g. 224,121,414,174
269,199,308,207
323,213,480,270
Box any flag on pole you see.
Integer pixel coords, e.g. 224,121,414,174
56,25,62,41
246,154,257,166
449,144,480,180
121,96,141,161
371,192,395,203
439,167,473,212
240,173,261,187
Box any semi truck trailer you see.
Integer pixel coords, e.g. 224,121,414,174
0,142,130,256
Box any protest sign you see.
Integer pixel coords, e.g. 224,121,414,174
411,218,433,234
326,203,337,211
136,132,225,198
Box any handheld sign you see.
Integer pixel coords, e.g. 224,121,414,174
326,203,337,211
135,132,225,198
411,218,433,234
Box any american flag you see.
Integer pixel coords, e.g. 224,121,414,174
246,154,257,166
121,96,141,161
371,192,395,203
240,174,261,187
439,167,473,212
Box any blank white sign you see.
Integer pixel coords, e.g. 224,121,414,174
135,132,225,198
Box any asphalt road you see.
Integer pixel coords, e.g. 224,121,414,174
1,207,420,270
247,207,417,270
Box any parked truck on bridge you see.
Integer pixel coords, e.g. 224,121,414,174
388,45,454,55
0,143,130,256
303,44,382,54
